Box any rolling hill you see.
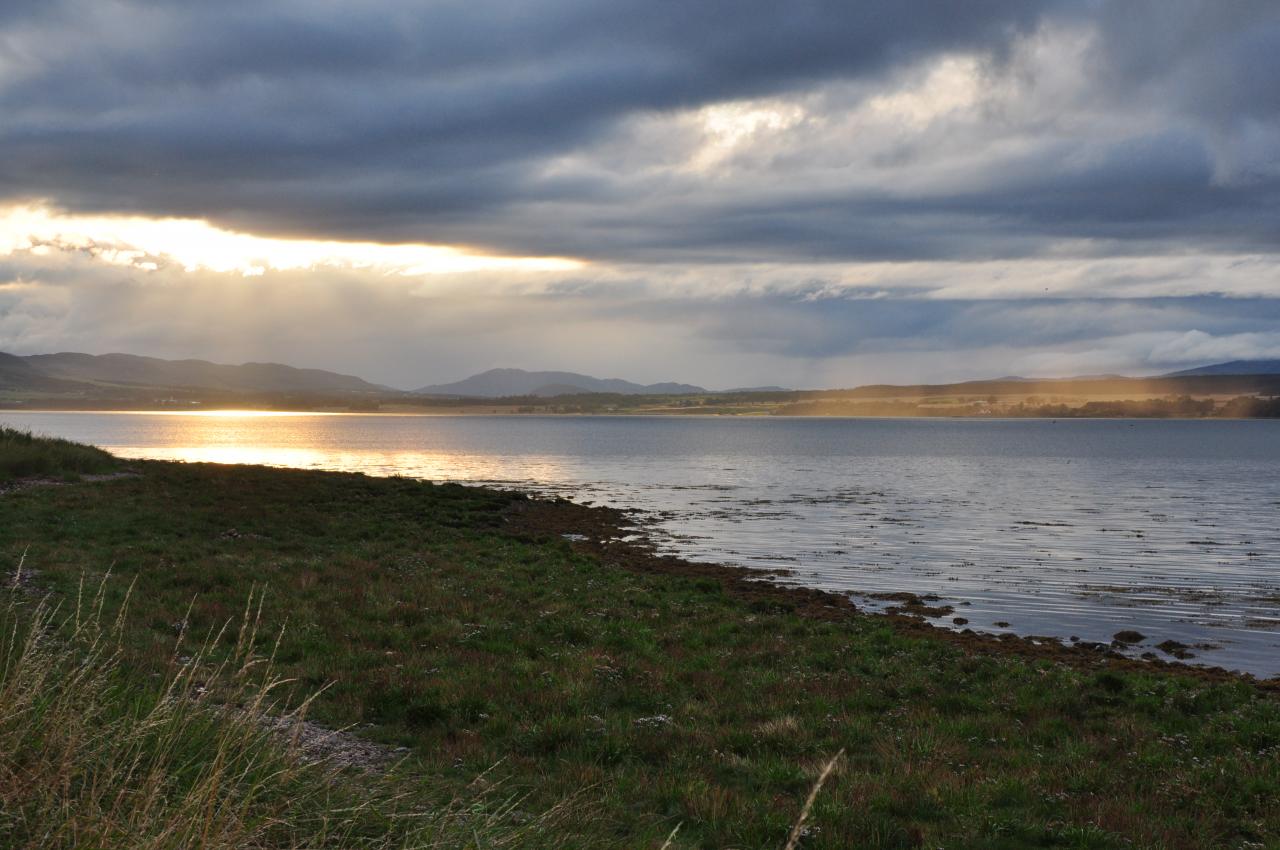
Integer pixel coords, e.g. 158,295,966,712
4,351,1278,409
4,352,389,396
0,353,94,393
415,368,706,397
1163,359,1280,377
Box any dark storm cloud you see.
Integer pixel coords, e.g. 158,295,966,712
1089,0,1280,122
9,0,1259,259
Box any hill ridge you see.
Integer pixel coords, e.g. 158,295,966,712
415,367,706,397
6,351,389,395
1162,359,1280,378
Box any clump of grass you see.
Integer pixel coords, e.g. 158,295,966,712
0,576,572,850
0,426,118,481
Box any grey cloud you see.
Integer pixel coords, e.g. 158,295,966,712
4,241,1280,387
641,294,1280,360
1090,1,1280,123
0,0,1148,257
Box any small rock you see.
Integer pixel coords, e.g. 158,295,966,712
1112,630,1145,644
1156,639,1194,659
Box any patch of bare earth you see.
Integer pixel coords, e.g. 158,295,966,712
251,714,402,773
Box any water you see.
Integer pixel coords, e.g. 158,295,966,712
4,410,1279,676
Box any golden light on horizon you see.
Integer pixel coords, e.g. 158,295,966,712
137,409,331,418
0,202,585,277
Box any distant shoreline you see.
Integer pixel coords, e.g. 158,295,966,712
3,406,1279,421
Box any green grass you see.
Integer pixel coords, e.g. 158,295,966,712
0,579,577,850
2,457,1279,848
0,426,119,481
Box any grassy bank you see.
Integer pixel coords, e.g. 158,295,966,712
0,583,566,849
0,426,118,481
2,451,1279,848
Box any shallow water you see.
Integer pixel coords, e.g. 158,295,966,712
4,411,1279,676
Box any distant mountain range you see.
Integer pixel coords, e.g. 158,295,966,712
414,368,707,397
415,359,1280,398
0,351,387,396
2,352,1279,403
1162,359,1280,377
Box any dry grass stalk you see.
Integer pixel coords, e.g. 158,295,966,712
782,748,845,850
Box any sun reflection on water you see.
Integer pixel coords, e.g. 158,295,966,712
100,411,573,482
109,445,572,482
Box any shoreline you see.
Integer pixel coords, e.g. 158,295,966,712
5,424,1275,681
505,489,1280,691
4,406,1280,420
7,458,1273,691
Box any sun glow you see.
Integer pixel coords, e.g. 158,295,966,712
688,98,807,172
134,409,332,418
0,203,584,276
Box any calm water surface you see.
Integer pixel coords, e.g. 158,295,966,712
4,411,1279,676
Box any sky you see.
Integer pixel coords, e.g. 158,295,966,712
0,0,1278,391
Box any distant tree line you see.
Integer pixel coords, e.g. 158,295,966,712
1004,396,1217,418
1217,395,1280,418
